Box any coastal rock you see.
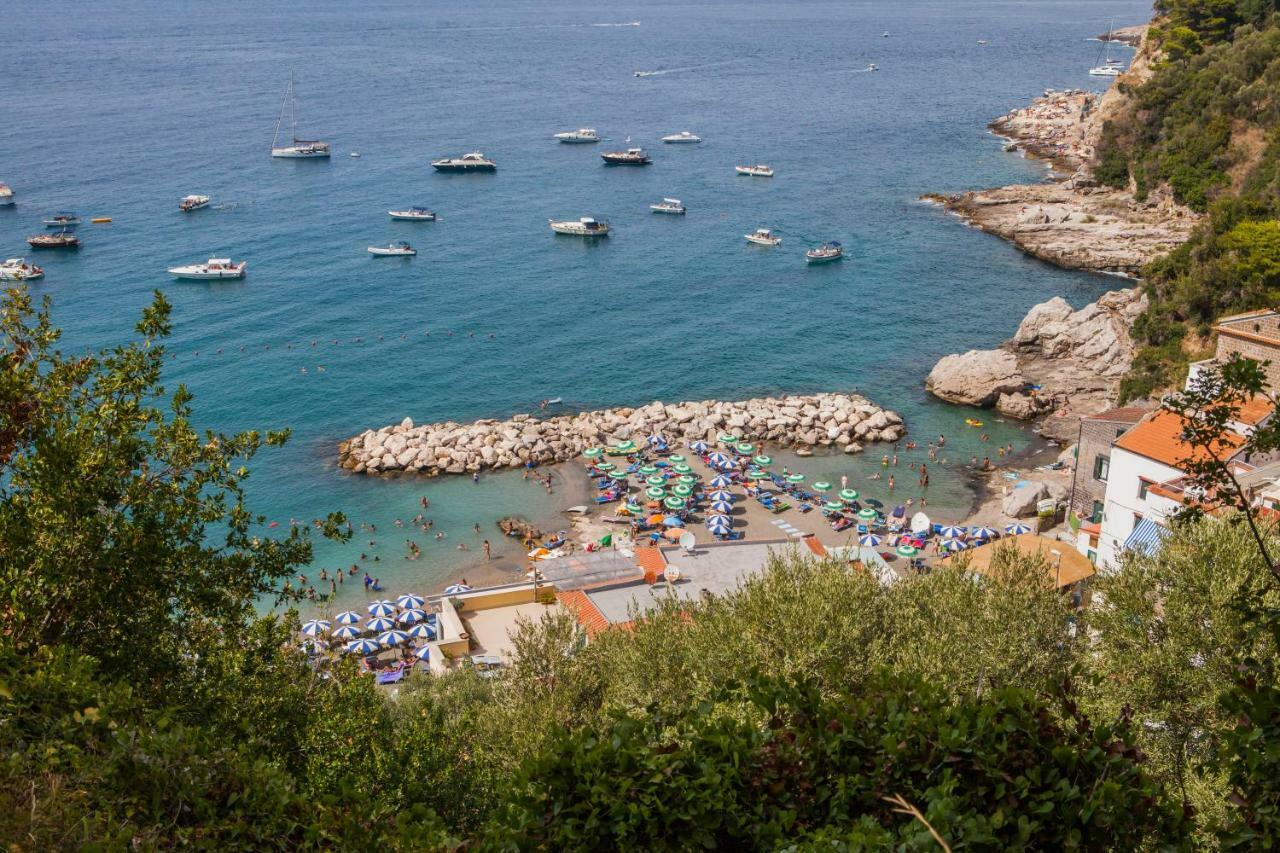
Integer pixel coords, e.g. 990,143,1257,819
1003,482,1048,518
925,350,1024,407
996,392,1044,420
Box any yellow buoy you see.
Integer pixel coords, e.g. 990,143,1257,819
91,217,112,223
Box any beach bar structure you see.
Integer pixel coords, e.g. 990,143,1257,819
941,534,1095,590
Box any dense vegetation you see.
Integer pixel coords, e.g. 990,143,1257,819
3,292,1280,847
1096,1,1280,399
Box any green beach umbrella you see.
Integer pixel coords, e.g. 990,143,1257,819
639,464,659,475
615,440,637,452
645,486,666,500
625,503,646,516
753,455,772,466
610,470,629,480
839,489,859,502
824,501,845,512
582,447,603,459
717,433,737,444
672,463,693,475
677,474,697,485
646,475,666,486
596,462,615,472
749,470,772,480
672,484,693,498
813,481,832,491
857,507,878,520
896,544,919,558
735,442,754,454
663,496,686,510
668,454,685,463
786,473,805,483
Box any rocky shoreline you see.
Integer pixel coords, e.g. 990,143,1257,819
338,394,905,476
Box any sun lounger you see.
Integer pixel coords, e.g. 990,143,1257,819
770,501,791,514
377,667,407,685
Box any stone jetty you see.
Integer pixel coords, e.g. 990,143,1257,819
338,393,905,476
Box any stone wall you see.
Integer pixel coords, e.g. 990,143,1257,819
1214,324,1280,390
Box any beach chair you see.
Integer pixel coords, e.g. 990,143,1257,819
771,501,791,514
376,666,407,685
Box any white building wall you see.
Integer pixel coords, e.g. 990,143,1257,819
1096,448,1183,571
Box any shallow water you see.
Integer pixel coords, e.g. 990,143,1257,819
1,0,1147,605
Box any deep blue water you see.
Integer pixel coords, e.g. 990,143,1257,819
2,0,1148,602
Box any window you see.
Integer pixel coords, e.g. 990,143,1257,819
1087,549,1097,564
1093,455,1110,482
1090,500,1103,524
1133,513,1144,531
1138,478,1152,500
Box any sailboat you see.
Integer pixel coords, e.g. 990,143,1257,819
1089,21,1125,76
271,73,331,158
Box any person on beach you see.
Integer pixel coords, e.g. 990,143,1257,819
983,457,991,470
887,475,895,492
881,455,889,467
840,474,848,490
337,571,344,585
483,539,491,560
363,573,372,589
892,454,898,467
937,435,945,447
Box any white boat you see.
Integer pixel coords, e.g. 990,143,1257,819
0,258,43,281
554,128,599,143
661,131,701,144
388,207,436,221
368,241,416,256
744,228,781,246
42,212,80,227
432,151,496,172
168,258,247,279
1089,20,1126,76
867,63,878,71
736,164,774,177
549,217,609,237
0,183,13,206
1089,65,1121,77
650,197,686,214
270,73,331,158
179,194,210,212
805,241,844,264
350,152,361,158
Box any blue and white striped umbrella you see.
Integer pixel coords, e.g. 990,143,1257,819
1005,522,1032,535
333,624,362,640
707,517,733,535
397,608,428,625
709,500,733,514
378,629,411,647
969,526,998,540
413,645,432,661
708,489,734,502
407,623,437,640
937,525,966,540
366,616,396,633
689,440,708,453
940,539,968,552
707,452,731,468
718,457,739,470
396,593,425,610
367,600,396,618
709,474,734,488
345,638,381,655
443,583,472,596
706,513,733,527
300,619,331,637
647,434,666,446
335,610,362,625
859,534,882,547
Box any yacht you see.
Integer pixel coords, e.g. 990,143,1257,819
0,258,43,281
388,207,436,221
270,72,331,158
805,241,844,264
601,147,651,165
1090,21,1126,76
168,258,247,279
867,63,878,71
661,131,701,144
432,152,496,172
42,212,80,228
744,228,781,246
554,128,599,143
180,194,211,212
650,198,686,214
549,217,609,237
27,231,79,249
0,183,13,206
735,164,773,177
368,241,416,256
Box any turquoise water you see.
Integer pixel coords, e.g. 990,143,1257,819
2,0,1147,604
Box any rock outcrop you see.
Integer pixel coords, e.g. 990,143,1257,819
925,350,1023,407
1003,482,1049,518
338,394,905,477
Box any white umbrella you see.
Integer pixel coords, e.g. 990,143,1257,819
300,619,331,637
710,500,733,514
709,474,734,488
1005,522,1032,535
708,489,734,502
859,534,882,546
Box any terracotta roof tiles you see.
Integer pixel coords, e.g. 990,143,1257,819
1114,410,1247,468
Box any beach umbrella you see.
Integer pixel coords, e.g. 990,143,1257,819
300,619,331,637
663,496,686,510
1005,522,1032,535
813,481,832,492
824,501,846,512
786,473,805,483
857,507,879,521
645,486,666,500
677,475,698,487
668,454,686,463
646,475,665,486
710,500,733,514
639,464,659,475
709,474,734,488
582,447,603,459
895,544,919,559
707,452,729,467
672,463,693,474
625,503,647,516
940,539,967,552
407,623,437,641
839,489,859,502
735,442,754,454
397,608,428,625
753,455,772,466
367,616,396,633
396,593,425,610
615,440,637,452
717,432,738,444
707,517,732,536
749,470,772,480
859,533,883,546
689,441,708,453
706,513,732,526
662,515,685,527
443,583,472,596
708,489,733,502
672,484,694,498
647,513,665,525
610,470,629,480
718,457,739,470
595,461,616,472
345,638,381,656
970,526,998,540
413,645,432,661
335,610,362,625
367,600,396,617
333,624,362,640
937,525,966,539
378,629,410,647
646,434,664,446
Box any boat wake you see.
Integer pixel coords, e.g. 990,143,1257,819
591,21,640,27
428,21,640,32
634,60,736,78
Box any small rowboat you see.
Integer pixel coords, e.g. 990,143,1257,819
368,241,416,256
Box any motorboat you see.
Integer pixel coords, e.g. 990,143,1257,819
368,241,416,256
0,183,13,206
168,258,247,279
554,128,599,143
736,164,773,177
661,131,701,144
650,197,686,214
271,72,331,158
744,228,781,246
868,63,878,71
601,147,651,165
388,207,437,221
350,152,361,158
43,212,80,227
27,231,79,249
432,151,496,172
0,258,43,281
549,217,609,237
1089,65,1122,77
805,241,844,264
180,194,211,212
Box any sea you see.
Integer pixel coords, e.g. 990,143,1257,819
2,0,1151,606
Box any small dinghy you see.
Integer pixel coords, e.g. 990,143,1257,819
368,241,416,256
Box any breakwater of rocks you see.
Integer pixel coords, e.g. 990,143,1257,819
338,394,905,476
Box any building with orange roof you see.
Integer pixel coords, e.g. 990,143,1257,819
1201,310,1280,390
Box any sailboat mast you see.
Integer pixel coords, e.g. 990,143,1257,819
272,75,288,150
290,70,298,144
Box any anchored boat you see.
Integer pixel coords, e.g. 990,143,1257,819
661,131,701,144
168,258,247,279
180,194,211,212
735,164,773,177
27,231,79,249
601,147,651,165
368,241,416,256
0,258,43,280
805,241,844,264
432,152,496,172
744,228,781,246
388,207,436,221
0,183,13,206
650,198,686,215
549,217,609,237
42,212,80,227
271,72,331,158
554,128,599,143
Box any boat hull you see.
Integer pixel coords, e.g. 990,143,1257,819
271,147,331,158
651,206,686,215
388,212,436,221
27,238,78,250
805,253,843,264
550,223,609,237
555,137,598,144
745,237,780,246
169,270,246,280
0,266,42,281
368,248,416,256
0,195,13,206
432,163,496,172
